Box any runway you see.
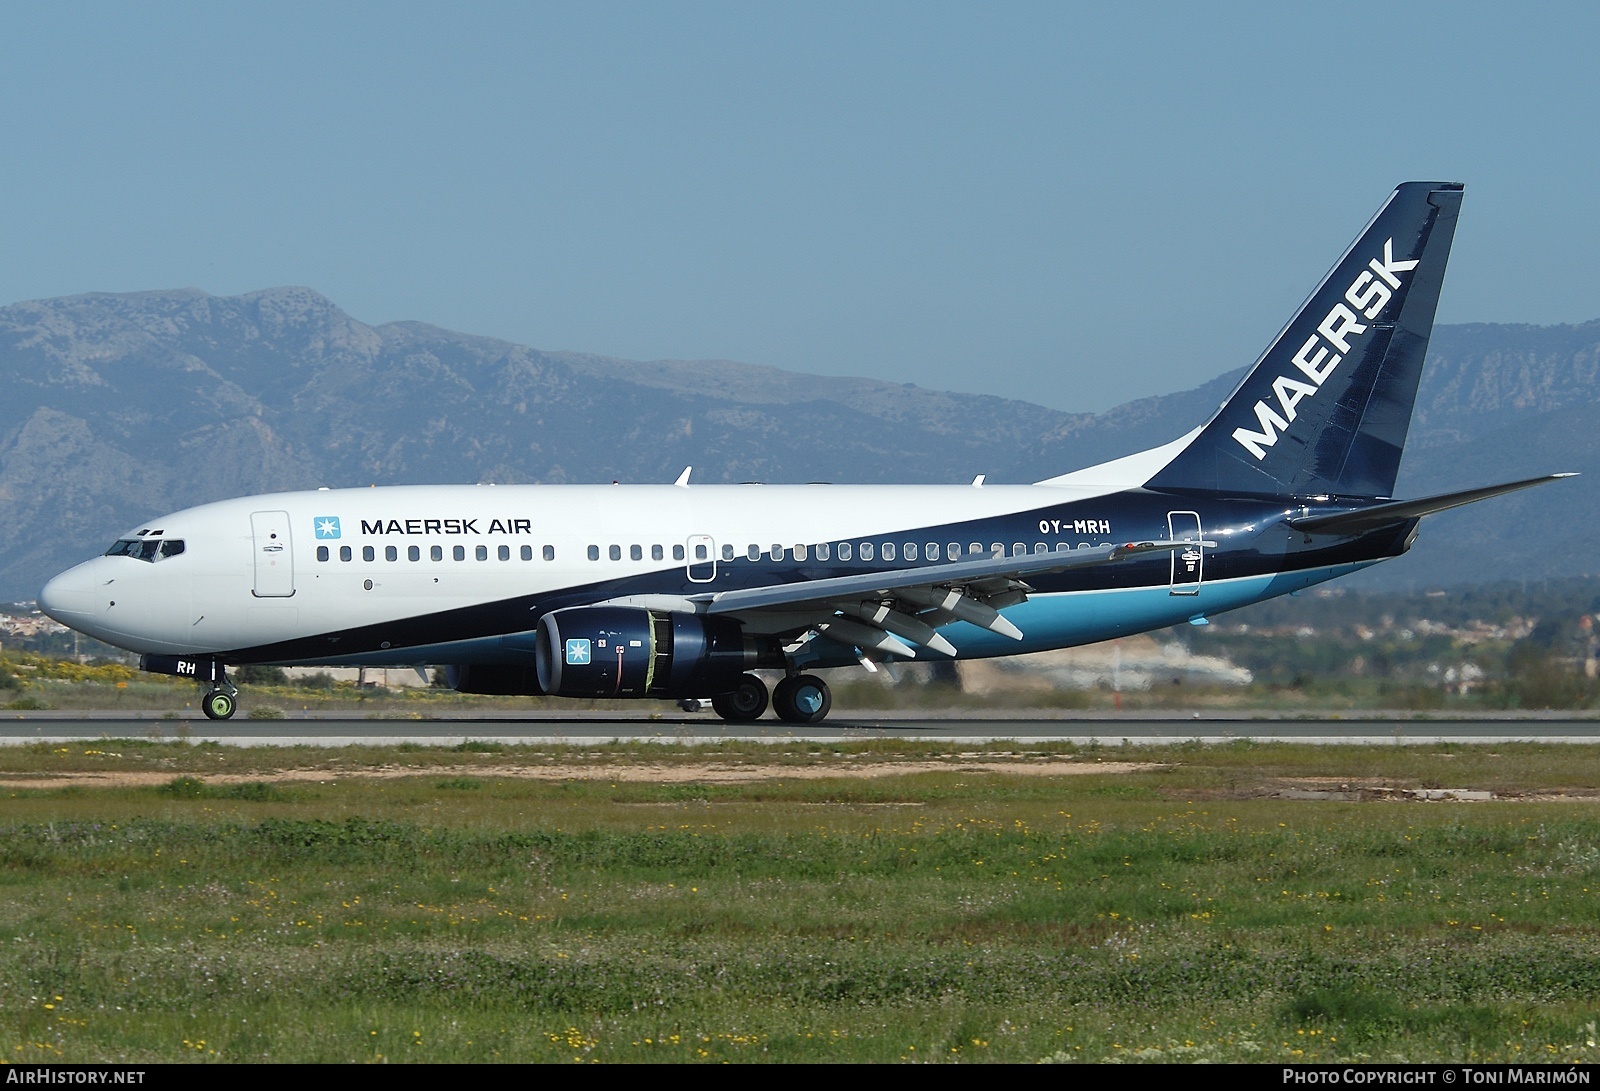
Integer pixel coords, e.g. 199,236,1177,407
5,710,1600,746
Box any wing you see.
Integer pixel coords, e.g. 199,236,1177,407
689,539,1212,659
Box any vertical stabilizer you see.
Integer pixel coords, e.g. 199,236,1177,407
1144,182,1463,499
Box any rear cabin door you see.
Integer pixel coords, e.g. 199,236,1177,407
686,535,717,583
251,510,296,598
1167,510,1203,596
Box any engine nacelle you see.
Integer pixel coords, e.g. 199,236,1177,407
534,606,770,698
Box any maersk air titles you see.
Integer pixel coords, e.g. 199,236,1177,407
38,182,1573,723
357,518,535,537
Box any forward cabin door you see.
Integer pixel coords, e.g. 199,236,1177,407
686,535,717,583
251,510,296,597
1167,510,1203,596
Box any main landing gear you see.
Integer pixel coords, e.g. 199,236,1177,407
711,673,768,721
773,674,831,724
709,672,832,724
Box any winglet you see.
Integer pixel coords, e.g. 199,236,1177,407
674,466,692,488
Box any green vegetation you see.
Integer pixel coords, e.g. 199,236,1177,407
4,740,1600,1062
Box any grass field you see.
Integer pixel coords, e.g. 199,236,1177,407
4,738,1600,1063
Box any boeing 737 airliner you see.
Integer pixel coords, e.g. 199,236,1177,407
37,182,1572,722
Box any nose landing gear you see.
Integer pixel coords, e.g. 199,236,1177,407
202,689,237,720
201,671,239,721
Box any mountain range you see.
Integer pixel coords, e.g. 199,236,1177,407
0,286,1595,600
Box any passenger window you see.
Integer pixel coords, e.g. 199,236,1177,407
838,543,852,560
747,544,760,561
340,546,353,562
652,544,664,561
991,543,1004,557
520,545,533,561
452,545,465,561
860,542,874,561
1078,542,1090,551
1055,542,1069,552
498,545,510,561
316,546,329,562
476,545,488,561
771,545,784,561
968,542,982,556
542,545,554,561
672,544,684,561
794,544,808,561
587,545,599,561
1035,543,1047,555
408,545,421,561
721,544,734,561
431,545,443,561
882,543,895,561
696,544,708,561
609,544,621,561
386,545,398,562
926,543,940,561
816,543,830,560
903,542,916,561
363,545,375,561
630,544,643,561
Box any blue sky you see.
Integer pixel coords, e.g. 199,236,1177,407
3,2,1596,411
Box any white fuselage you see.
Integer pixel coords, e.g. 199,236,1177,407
44,479,1201,662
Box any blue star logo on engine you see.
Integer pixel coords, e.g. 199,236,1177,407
314,517,341,540
565,639,591,665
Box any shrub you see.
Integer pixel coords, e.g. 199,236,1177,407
436,776,484,790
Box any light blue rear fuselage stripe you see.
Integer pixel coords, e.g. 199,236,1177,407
926,561,1371,659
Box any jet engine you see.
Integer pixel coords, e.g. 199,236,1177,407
535,607,773,698
450,607,772,699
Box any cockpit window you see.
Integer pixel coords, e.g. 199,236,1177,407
104,538,185,562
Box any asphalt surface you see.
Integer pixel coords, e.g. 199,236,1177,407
5,711,1600,745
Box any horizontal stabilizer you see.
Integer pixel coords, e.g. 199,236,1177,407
1288,474,1576,535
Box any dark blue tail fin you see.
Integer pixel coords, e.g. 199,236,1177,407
1145,181,1463,499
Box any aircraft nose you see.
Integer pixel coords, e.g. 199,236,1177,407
39,565,99,625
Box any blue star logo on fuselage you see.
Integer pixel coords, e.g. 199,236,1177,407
315,517,341,540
